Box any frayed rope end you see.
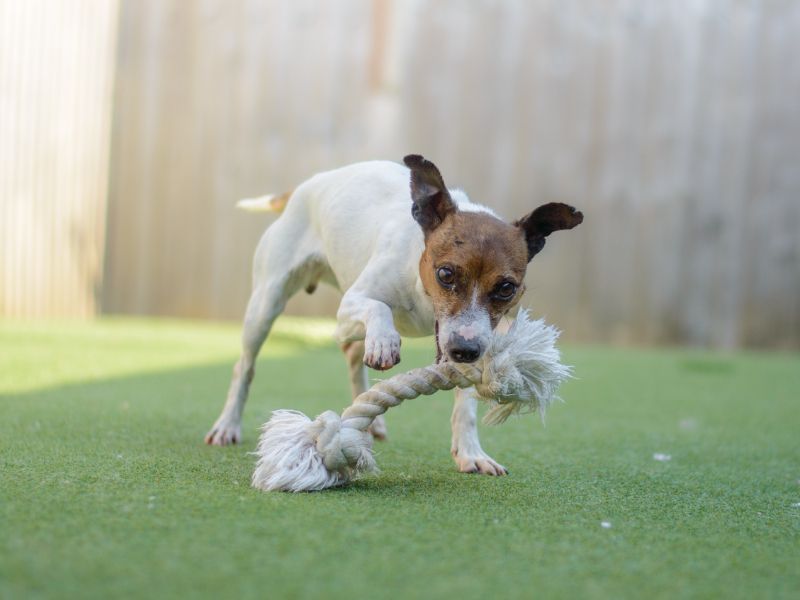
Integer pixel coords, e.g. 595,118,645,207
477,310,572,425
251,409,375,492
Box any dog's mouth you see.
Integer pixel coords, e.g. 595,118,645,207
434,320,443,363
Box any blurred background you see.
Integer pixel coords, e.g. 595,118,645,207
1,0,798,349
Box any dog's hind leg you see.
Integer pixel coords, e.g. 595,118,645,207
205,277,289,446
341,340,387,440
205,218,321,446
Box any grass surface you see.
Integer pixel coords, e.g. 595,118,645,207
1,317,798,599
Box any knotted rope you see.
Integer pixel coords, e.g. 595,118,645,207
252,311,571,492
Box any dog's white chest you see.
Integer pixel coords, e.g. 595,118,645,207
391,290,435,338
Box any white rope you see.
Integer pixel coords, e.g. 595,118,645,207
252,311,571,492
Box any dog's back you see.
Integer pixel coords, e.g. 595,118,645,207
257,161,421,294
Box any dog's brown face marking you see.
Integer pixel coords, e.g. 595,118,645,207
404,154,583,363
420,211,529,328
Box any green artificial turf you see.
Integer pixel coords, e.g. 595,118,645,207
1,317,798,599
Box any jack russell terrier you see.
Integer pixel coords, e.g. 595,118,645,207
205,155,582,475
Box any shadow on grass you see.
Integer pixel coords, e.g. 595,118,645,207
0,337,448,494
1,345,343,453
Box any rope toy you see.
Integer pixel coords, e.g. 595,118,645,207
252,311,571,492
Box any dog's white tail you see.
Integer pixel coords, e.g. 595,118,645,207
236,190,292,213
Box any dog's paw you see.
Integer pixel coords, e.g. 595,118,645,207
451,449,508,476
368,414,388,441
204,416,241,446
363,330,401,371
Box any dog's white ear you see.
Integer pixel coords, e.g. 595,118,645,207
404,154,456,234
515,203,583,261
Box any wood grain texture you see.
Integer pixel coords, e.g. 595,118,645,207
100,0,800,348
0,0,119,318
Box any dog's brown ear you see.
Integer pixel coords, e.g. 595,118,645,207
404,154,456,235
515,202,583,260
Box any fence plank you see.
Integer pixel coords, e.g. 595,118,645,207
0,0,119,318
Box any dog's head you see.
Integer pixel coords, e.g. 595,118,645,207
404,154,583,364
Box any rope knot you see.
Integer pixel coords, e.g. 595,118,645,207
312,411,345,470
313,410,375,474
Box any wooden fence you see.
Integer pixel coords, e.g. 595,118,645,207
0,0,119,318
4,0,799,348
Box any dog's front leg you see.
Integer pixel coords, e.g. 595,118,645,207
336,290,401,371
341,340,388,439
451,387,508,476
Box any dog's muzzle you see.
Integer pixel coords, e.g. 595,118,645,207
447,333,482,363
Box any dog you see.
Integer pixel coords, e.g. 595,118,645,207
205,155,582,475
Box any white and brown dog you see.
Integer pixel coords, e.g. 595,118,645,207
205,155,582,475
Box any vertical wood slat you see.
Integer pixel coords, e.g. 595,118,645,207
0,0,119,319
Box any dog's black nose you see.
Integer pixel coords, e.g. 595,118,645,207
448,335,481,363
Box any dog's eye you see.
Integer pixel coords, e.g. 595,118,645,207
436,266,455,287
493,281,517,300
